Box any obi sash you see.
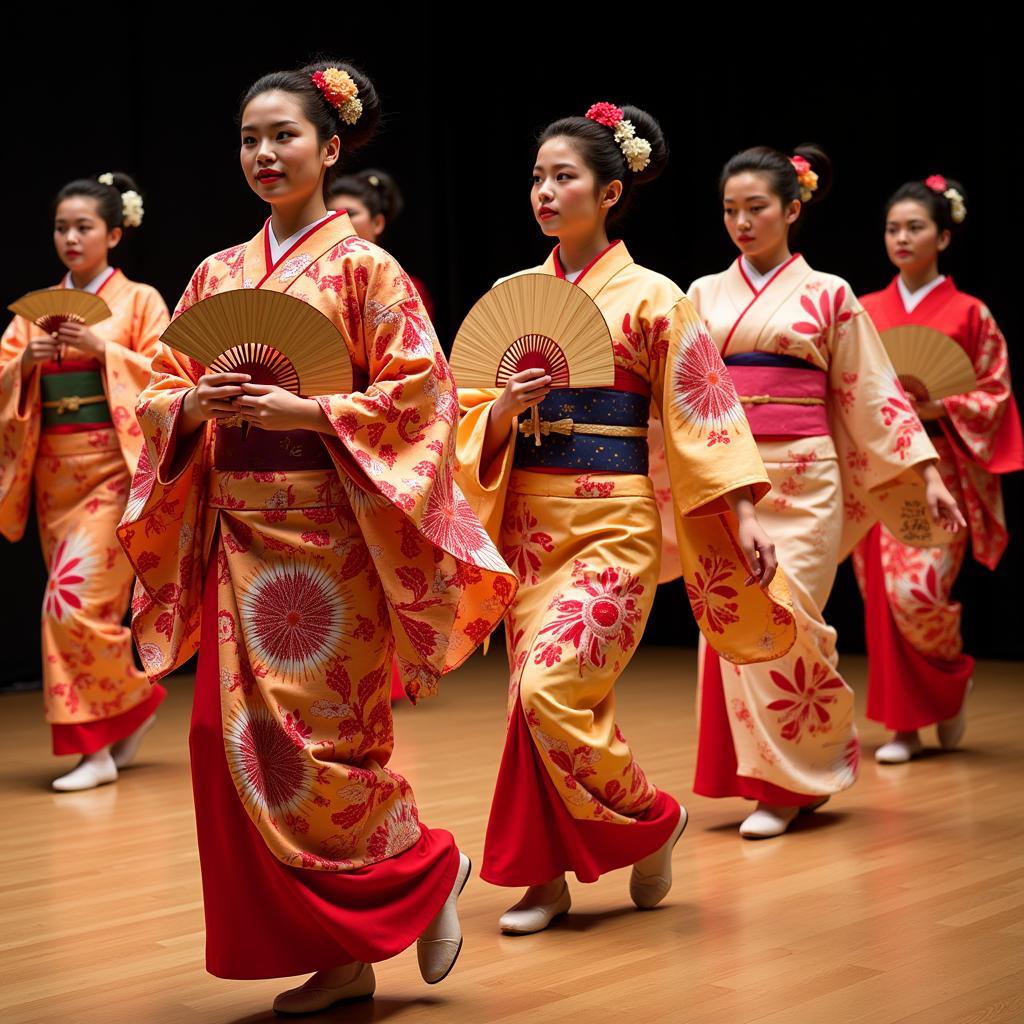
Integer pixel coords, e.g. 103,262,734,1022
725,352,828,438
40,360,111,431
513,388,650,474
214,425,335,471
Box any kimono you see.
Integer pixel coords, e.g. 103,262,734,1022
117,211,516,979
852,277,1023,730
684,255,939,804
0,268,169,754
457,240,795,887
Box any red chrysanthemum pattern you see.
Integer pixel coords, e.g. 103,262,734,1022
672,320,743,429
226,705,311,817
44,530,96,621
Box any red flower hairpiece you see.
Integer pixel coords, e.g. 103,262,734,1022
790,155,812,176
925,174,948,193
585,102,624,128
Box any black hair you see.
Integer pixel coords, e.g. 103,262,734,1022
537,103,669,226
238,57,381,197
52,172,142,233
719,144,833,221
885,177,967,236
327,168,404,226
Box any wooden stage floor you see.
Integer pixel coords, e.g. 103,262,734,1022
1,648,1021,1024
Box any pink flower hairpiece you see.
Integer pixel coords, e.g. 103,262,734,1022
584,102,652,173
925,173,966,223
311,68,363,126
790,155,818,203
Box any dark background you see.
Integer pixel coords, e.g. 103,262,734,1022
2,18,1019,687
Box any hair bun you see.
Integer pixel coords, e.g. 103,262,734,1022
792,143,832,205
302,58,381,154
618,105,668,186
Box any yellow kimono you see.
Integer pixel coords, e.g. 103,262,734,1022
117,211,516,979
458,241,794,886
684,255,938,803
0,268,169,754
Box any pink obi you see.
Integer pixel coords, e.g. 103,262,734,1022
724,353,828,438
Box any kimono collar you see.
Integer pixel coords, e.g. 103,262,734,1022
721,253,812,357
243,210,356,292
62,266,121,296
542,239,633,299
884,273,957,319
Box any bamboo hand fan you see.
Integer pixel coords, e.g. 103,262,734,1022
160,290,352,436
8,288,112,364
449,274,614,444
881,326,977,401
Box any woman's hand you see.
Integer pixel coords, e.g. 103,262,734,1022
493,367,553,421
180,372,250,435
54,321,107,362
918,462,966,532
913,398,947,421
20,334,62,377
726,488,778,588
235,383,329,433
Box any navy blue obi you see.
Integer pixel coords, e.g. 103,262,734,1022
513,388,650,474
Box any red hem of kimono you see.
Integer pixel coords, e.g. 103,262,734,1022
51,683,167,756
190,559,459,980
694,651,821,807
481,698,680,887
861,524,974,731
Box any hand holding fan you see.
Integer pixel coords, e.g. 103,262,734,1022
449,274,615,445
8,288,112,364
881,326,977,402
159,290,352,437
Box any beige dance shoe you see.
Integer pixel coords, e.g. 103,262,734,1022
111,713,157,770
875,731,924,764
499,878,572,934
417,851,471,984
272,961,375,1015
630,804,689,909
51,752,118,792
739,796,829,838
937,678,973,750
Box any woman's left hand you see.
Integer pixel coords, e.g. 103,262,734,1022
55,321,106,362
235,383,326,432
923,467,967,533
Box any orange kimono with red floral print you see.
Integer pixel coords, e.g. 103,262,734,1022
458,240,794,886
117,212,515,979
0,269,169,754
683,255,939,804
852,276,1024,731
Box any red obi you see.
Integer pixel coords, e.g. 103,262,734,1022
724,353,828,438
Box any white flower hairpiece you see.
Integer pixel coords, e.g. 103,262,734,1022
97,172,144,227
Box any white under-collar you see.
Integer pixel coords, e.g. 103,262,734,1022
898,274,947,313
564,268,583,284
268,213,334,265
64,266,116,293
741,255,787,293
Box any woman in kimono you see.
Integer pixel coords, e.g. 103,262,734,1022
685,146,965,838
0,173,168,791
457,103,796,935
117,60,516,1014
852,176,1023,763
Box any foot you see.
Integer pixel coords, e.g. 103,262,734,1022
417,851,471,984
272,962,375,1015
630,804,689,909
739,802,800,839
937,678,973,750
499,877,571,935
875,731,924,764
111,713,157,770
52,751,117,792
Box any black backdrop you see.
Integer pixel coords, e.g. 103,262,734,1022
2,18,1019,685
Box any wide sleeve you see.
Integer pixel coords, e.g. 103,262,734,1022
0,316,41,541
313,261,516,701
652,296,795,664
105,285,171,476
116,268,215,682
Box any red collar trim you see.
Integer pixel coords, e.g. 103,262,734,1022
552,239,622,284
722,253,801,357
736,253,800,297
62,267,120,294
260,211,344,287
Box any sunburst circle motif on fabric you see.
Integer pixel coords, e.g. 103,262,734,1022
225,705,311,817
44,529,97,621
672,321,743,429
239,563,346,676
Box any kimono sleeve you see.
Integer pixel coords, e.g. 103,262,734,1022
0,316,41,541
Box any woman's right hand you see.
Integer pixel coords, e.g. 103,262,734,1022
20,334,62,377
493,367,553,422
180,372,251,434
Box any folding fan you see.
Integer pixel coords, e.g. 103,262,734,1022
881,326,977,401
8,288,112,364
449,274,615,444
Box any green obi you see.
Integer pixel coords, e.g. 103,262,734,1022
40,370,111,429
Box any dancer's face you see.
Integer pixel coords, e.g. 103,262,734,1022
327,193,385,242
240,91,340,207
53,196,120,276
885,199,949,275
531,136,621,241
722,172,800,260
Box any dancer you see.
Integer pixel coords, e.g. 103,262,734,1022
0,172,168,791
117,60,515,1014
458,102,795,934
853,175,1023,763
685,146,964,838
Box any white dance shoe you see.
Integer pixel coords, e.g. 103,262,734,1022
52,752,118,792
937,678,973,751
499,878,572,934
739,802,799,839
875,732,924,764
272,961,375,1015
630,804,689,909
417,851,471,983
111,713,157,770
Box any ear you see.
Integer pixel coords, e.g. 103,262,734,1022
936,228,952,253
370,213,386,239
107,226,123,251
600,179,624,211
323,134,342,168
784,199,801,226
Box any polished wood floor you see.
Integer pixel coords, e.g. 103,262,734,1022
1,649,1022,1024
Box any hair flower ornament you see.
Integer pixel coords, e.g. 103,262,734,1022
583,102,652,173
926,173,966,223
121,190,144,228
790,155,819,203
312,67,363,125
